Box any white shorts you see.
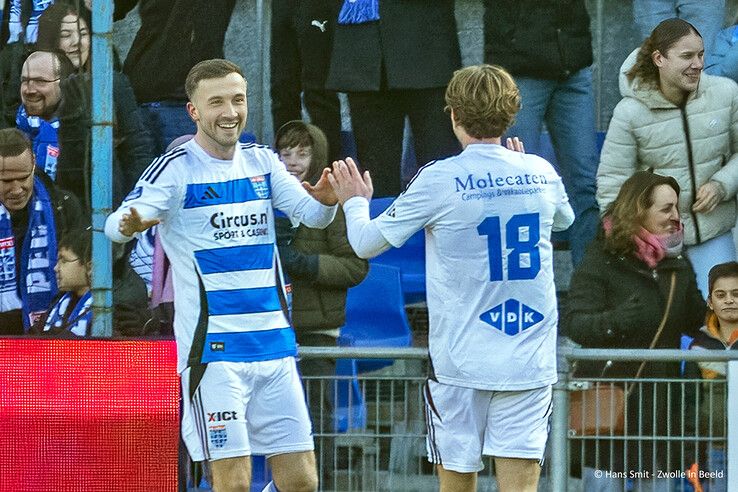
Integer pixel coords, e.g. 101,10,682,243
181,357,314,461
424,379,552,473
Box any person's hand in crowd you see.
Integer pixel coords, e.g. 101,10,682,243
505,137,525,153
119,207,159,237
303,167,338,206
328,157,373,205
692,180,726,213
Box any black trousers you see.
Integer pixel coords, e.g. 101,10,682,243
347,86,460,197
270,0,342,162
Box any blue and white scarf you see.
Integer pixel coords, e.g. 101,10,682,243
338,0,379,25
7,0,55,44
0,176,58,329
16,105,61,181
43,291,93,337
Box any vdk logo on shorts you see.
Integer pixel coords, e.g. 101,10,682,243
479,298,543,336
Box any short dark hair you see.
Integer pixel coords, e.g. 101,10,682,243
0,128,33,158
708,262,738,297
184,59,245,100
59,227,92,265
275,120,314,151
274,120,329,183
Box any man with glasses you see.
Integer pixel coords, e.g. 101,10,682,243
0,127,81,335
15,50,74,181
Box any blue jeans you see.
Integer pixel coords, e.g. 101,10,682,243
139,101,257,156
632,0,726,58
505,67,599,266
139,101,197,156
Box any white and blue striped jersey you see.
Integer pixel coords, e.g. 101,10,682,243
106,139,336,372
375,144,574,391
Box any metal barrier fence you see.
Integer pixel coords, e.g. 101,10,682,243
553,349,738,492
187,347,738,491
300,348,738,491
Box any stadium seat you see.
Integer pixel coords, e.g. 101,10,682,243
334,264,413,431
338,263,413,353
369,198,426,304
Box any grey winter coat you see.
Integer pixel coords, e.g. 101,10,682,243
597,49,738,245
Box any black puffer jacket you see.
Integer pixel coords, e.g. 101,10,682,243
563,235,705,472
564,237,705,376
484,0,593,80
0,171,82,336
121,0,236,102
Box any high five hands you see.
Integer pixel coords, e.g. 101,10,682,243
327,157,373,205
302,168,339,206
324,140,518,206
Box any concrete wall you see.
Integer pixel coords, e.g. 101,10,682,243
112,0,738,143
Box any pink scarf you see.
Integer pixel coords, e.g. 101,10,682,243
603,217,683,269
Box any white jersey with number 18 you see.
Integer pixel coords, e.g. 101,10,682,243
375,143,574,391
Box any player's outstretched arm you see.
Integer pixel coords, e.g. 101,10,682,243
331,158,390,259
120,207,160,236
105,206,160,243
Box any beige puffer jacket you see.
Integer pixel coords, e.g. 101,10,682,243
597,49,738,245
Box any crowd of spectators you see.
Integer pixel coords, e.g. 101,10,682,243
1,1,738,488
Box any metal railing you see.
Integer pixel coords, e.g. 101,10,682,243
297,347,738,492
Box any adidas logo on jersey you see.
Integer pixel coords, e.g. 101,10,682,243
201,186,222,200
479,298,543,336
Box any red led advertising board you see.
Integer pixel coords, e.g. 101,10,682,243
0,339,179,491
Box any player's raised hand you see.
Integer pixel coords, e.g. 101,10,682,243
119,207,159,237
505,136,525,153
302,167,338,206
328,157,373,205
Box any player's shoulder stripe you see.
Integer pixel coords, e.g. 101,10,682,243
403,159,439,194
141,146,186,181
239,142,271,151
141,147,187,184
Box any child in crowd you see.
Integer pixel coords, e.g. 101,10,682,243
32,228,93,337
274,120,369,489
689,262,738,492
